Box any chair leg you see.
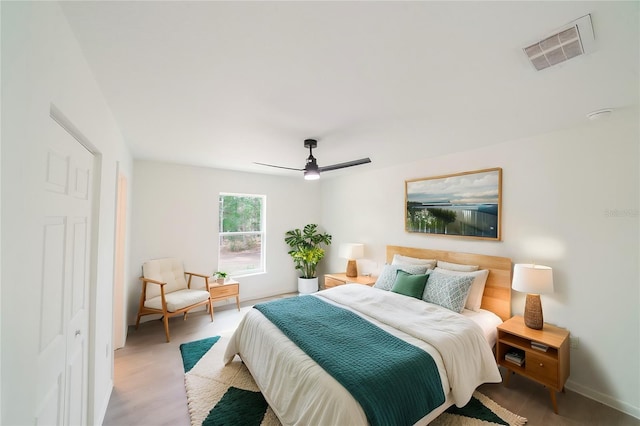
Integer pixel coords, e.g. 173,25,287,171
208,299,214,322
163,316,171,342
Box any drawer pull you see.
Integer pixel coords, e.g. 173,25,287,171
539,363,544,367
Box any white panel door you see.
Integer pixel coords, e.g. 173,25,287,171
36,118,93,425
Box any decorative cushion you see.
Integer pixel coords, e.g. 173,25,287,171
391,254,437,269
373,264,430,291
434,267,489,312
436,260,479,272
145,289,210,312
422,270,474,313
143,258,189,299
391,270,430,299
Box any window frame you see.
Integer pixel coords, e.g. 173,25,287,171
217,192,266,277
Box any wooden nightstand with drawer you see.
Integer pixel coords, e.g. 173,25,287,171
323,273,376,289
496,315,570,414
207,278,240,317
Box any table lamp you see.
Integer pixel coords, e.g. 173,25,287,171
512,264,554,330
339,243,364,277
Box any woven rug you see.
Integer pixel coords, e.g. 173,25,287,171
180,336,527,426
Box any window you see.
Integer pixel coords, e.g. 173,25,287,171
218,193,266,276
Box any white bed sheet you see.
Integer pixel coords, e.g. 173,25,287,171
224,285,501,426
461,308,503,347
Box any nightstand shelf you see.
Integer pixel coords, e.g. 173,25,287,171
498,333,559,358
323,273,376,289
497,315,570,414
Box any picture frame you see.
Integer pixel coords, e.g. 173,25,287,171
405,168,502,240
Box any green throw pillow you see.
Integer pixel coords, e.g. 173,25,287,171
391,270,429,299
373,264,429,291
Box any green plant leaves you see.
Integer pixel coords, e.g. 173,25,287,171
284,224,332,278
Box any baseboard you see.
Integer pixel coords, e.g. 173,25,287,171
565,379,639,420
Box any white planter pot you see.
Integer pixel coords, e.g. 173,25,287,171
298,277,319,294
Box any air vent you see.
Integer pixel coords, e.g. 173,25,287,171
524,14,595,71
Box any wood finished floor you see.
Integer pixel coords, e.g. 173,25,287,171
104,297,639,426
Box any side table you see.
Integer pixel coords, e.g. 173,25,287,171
324,273,376,289
496,315,570,414
207,278,240,317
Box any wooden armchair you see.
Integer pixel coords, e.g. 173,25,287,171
135,258,213,342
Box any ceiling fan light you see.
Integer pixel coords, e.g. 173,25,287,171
304,169,320,180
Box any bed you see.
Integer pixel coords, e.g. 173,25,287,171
224,246,512,425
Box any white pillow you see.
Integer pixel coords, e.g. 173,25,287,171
422,270,474,313
434,267,489,311
391,254,437,269
436,260,479,272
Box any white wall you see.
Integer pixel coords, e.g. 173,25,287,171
129,161,322,324
130,113,639,417
1,2,133,424
320,108,640,418
2,2,636,423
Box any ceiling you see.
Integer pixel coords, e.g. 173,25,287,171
60,1,639,179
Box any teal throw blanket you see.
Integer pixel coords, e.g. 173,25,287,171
254,295,445,426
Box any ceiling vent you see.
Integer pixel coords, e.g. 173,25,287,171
524,14,595,71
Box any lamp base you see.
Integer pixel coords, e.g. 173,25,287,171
524,293,544,329
346,260,358,277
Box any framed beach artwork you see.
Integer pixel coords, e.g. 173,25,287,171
405,168,502,240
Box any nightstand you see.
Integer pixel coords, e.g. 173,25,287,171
323,273,376,289
207,278,240,317
496,315,570,414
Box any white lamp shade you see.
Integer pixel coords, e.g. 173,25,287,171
512,264,554,294
339,243,364,260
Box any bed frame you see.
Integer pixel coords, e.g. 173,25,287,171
386,245,512,321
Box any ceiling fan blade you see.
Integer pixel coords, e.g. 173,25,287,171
318,158,371,173
253,162,304,171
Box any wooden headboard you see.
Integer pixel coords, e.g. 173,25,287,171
386,245,512,321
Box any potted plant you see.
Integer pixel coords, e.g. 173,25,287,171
214,271,228,284
284,224,332,294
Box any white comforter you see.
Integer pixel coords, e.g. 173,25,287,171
224,284,501,425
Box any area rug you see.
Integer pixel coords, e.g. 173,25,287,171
180,336,527,426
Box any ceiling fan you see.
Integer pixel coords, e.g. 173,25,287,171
254,139,371,180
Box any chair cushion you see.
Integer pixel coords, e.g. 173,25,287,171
144,289,210,312
143,258,189,299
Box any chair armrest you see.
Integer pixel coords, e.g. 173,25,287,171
185,271,210,279
185,271,210,289
139,276,166,286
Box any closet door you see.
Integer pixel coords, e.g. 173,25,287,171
36,118,93,425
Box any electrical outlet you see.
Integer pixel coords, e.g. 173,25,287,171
570,336,579,349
